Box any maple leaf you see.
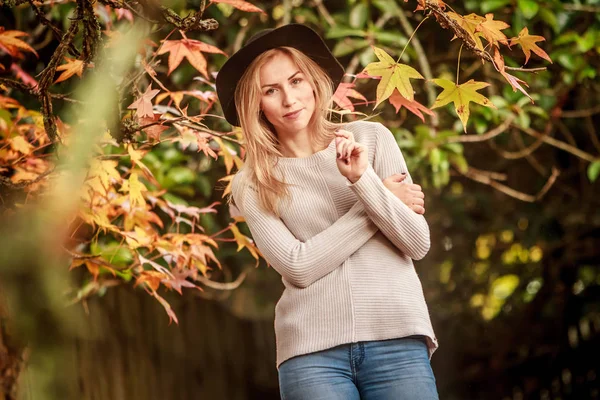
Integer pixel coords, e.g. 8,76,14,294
9,136,33,155
431,78,496,132
115,8,134,22
54,57,87,83
139,113,169,142
493,48,533,102
448,12,486,51
230,223,262,262
120,172,147,208
389,90,435,122
414,0,446,11
127,84,160,118
475,13,510,48
364,47,424,107
0,28,38,58
333,82,367,111
509,27,552,65
151,291,179,324
163,269,199,294
157,39,226,78
210,0,266,13
10,63,37,87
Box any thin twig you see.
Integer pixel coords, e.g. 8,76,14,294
460,166,560,202
446,115,515,143
560,105,600,118
514,124,599,163
314,0,336,27
195,268,249,290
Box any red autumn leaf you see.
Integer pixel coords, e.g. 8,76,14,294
210,0,266,14
157,39,226,78
509,27,552,65
115,9,134,22
493,48,533,103
333,82,367,111
151,291,179,324
127,84,160,118
10,63,37,87
54,57,88,83
139,113,169,141
389,90,435,122
414,0,446,11
0,28,38,58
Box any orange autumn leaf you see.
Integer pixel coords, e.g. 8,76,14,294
413,0,446,11
475,13,510,48
333,82,367,111
0,28,38,58
389,90,435,122
447,13,486,51
157,39,226,78
127,84,160,118
509,27,552,64
54,57,87,83
139,113,169,142
210,0,266,14
493,48,533,102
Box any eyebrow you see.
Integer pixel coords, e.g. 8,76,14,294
261,71,302,88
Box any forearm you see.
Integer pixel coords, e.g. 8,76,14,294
349,165,430,260
236,187,378,288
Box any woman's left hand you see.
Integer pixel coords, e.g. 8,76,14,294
335,129,368,183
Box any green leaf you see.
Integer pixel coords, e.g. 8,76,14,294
166,166,195,185
587,161,600,182
350,2,368,29
517,0,539,19
325,27,366,39
481,0,511,13
577,29,597,53
538,9,558,33
332,39,369,57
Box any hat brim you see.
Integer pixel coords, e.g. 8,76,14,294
216,24,345,126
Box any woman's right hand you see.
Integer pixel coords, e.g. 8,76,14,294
383,174,426,214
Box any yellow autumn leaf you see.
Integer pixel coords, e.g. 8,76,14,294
121,172,147,208
89,159,121,188
364,47,424,106
447,12,486,51
230,223,260,260
431,78,496,132
9,136,33,155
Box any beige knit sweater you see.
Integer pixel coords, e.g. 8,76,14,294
231,120,438,368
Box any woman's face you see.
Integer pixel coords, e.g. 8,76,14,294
258,52,316,138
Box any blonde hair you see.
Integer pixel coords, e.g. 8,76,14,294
233,46,341,216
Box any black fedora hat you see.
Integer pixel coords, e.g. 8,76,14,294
216,24,345,127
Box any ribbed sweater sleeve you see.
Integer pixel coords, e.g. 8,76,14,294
231,172,378,288
348,123,431,260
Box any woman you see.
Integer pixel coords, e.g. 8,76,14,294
216,24,439,400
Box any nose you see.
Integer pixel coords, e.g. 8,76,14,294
281,87,295,108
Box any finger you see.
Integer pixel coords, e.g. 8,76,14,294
411,205,425,214
335,129,353,140
412,197,425,207
336,138,349,159
410,183,422,191
411,190,425,199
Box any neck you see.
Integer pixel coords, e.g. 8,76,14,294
277,129,321,158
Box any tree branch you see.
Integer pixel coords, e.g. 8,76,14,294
513,124,599,163
446,115,515,143
459,166,560,202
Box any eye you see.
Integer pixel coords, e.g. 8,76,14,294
265,88,276,95
291,78,302,85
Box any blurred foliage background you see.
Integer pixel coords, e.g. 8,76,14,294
0,0,599,399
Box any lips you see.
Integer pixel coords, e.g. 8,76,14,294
283,109,302,118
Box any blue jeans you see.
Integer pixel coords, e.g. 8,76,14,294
278,337,439,400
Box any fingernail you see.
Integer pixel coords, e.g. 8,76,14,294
337,152,340,158
401,172,406,175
